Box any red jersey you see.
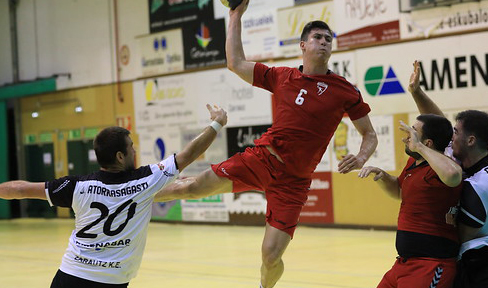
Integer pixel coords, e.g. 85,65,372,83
397,157,462,242
252,62,371,178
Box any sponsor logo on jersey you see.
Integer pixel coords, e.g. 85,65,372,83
163,171,174,177
220,167,230,176
74,256,121,269
53,180,70,194
157,163,165,170
317,82,328,95
75,239,131,250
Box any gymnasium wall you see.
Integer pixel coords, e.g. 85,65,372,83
2,0,488,227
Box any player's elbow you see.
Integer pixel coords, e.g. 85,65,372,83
443,166,463,187
368,130,378,147
226,59,237,73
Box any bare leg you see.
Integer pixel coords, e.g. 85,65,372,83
260,223,291,288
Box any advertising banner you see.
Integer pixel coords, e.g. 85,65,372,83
335,0,400,49
330,115,396,172
149,0,214,33
133,75,198,130
226,124,271,156
233,9,283,61
400,2,488,39
192,68,273,127
137,29,184,77
329,51,358,84
181,194,229,222
183,19,227,70
213,0,294,19
300,172,334,224
356,32,488,114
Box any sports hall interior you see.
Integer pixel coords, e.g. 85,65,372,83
0,1,487,287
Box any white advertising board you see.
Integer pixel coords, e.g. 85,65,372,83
330,115,396,172
213,0,294,19
356,31,488,115
400,2,488,39
137,29,184,77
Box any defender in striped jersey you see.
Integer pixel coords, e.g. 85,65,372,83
0,104,227,288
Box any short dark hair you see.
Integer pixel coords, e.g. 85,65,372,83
416,114,453,152
455,110,488,150
94,126,130,168
300,21,333,42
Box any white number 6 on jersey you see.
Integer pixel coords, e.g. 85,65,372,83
295,89,307,105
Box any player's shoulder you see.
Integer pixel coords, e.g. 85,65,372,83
467,166,488,188
77,166,154,185
328,71,359,90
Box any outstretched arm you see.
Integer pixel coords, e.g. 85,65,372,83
338,115,378,173
358,166,401,199
409,60,444,117
154,168,232,202
175,104,227,172
226,0,255,84
399,120,462,187
0,181,46,200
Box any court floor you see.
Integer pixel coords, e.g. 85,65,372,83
0,218,397,288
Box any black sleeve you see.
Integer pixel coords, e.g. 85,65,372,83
45,175,78,207
458,181,486,228
173,153,179,171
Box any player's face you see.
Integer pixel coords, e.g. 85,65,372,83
301,28,333,63
452,120,468,161
124,136,136,170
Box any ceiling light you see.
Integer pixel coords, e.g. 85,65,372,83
31,111,39,118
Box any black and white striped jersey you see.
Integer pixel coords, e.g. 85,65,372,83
458,155,488,258
44,155,179,284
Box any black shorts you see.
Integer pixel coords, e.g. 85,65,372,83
50,270,129,288
453,246,488,288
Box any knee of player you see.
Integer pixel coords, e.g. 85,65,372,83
261,246,283,266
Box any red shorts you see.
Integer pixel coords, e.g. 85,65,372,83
211,146,311,238
377,257,457,288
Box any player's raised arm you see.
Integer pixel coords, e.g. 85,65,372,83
408,60,445,117
399,120,461,187
175,104,227,172
226,0,255,85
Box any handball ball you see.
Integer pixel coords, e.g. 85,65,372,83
220,0,244,10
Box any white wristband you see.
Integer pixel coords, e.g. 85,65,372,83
210,121,222,132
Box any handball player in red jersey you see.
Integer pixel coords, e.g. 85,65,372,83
156,1,378,287
359,114,463,288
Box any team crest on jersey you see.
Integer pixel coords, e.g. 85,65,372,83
317,82,328,95
157,163,165,170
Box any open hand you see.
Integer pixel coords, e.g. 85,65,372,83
338,154,366,174
358,166,386,181
408,60,421,94
206,104,228,126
